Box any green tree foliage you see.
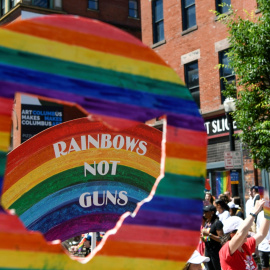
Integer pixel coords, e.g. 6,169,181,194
217,0,270,171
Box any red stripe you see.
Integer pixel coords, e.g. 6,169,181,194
5,15,144,47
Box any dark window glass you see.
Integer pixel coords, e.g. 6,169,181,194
1,0,5,16
88,0,98,10
33,0,49,8
185,61,200,108
182,0,196,30
152,0,164,44
129,0,138,18
219,50,235,103
216,0,231,14
9,0,14,9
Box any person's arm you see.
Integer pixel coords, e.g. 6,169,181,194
210,229,223,242
254,212,270,246
202,221,223,242
229,199,265,255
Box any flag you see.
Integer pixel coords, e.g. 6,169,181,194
216,171,231,197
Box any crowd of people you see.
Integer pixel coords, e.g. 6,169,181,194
63,232,104,257
184,186,270,270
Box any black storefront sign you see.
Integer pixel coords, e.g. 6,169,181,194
204,115,238,137
21,104,63,143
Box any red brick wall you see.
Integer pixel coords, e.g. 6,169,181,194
141,0,257,114
141,0,260,197
63,0,141,39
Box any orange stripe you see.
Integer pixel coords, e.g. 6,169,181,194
3,142,161,193
99,240,194,261
6,119,161,174
167,126,207,147
109,224,200,246
0,232,64,253
166,142,207,162
0,115,12,132
5,20,166,66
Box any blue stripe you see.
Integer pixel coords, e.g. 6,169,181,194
27,200,137,234
21,181,148,226
0,63,200,117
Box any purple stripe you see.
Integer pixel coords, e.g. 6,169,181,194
44,213,120,241
123,209,201,231
166,113,206,131
0,81,204,131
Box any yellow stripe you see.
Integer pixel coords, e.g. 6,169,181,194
0,28,183,85
165,157,206,177
2,148,160,208
0,131,10,151
0,250,185,269
86,255,185,270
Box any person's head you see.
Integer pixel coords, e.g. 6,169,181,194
251,186,259,197
205,192,214,204
218,194,230,204
221,216,244,246
228,201,239,216
183,250,210,270
215,199,229,213
203,205,216,222
83,234,91,248
224,191,231,200
233,196,242,208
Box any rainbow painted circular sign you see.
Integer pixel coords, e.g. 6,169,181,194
0,15,207,269
2,118,162,241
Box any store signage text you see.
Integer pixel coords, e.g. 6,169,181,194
204,116,237,136
52,134,148,208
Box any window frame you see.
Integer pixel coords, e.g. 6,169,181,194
152,0,164,44
219,49,235,103
182,0,197,31
184,60,200,108
216,0,231,14
1,0,5,16
88,0,98,10
128,0,139,18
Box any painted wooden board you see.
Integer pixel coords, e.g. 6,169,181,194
0,15,207,269
2,118,162,241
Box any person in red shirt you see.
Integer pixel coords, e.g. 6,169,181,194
219,199,270,270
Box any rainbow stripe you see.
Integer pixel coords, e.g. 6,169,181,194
0,97,13,195
2,118,162,241
0,15,207,269
216,171,231,197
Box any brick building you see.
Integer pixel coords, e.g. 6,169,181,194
0,0,141,38
141,0,269,203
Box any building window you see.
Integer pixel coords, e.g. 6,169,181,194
129,0,138,18
32,0,49,8
216,0,231,14
88,0,98,10
152,0,164,44
9,0,15,9
185,61,200,108
182,0,196,31
219,50,235,103
1,0,5,16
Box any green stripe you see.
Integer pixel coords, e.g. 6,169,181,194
10,165,157,216
0,46,191,100
0,151,7,176
155,173,205,200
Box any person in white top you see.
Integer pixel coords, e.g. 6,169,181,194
256,210,270,270
215,199,230,223
246,188,254,218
